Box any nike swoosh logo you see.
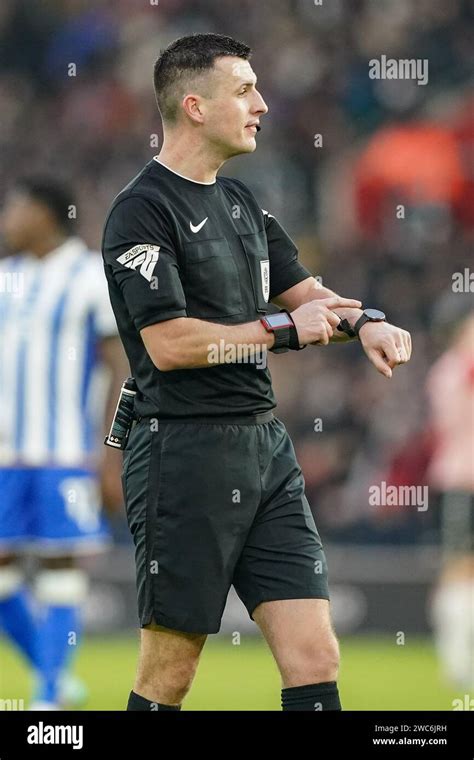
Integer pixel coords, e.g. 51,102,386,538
190,217,208,233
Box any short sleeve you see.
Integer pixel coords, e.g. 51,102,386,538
102,195,187,331
263,210,312,300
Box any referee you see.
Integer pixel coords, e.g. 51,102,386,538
102,33,412,712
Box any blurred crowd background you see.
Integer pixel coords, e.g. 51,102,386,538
0,0,472,549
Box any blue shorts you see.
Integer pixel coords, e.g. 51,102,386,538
0,467,111,556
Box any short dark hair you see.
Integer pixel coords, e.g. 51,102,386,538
153,33,252,124
14,176,76,233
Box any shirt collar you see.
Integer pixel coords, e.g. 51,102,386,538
152,156,218,194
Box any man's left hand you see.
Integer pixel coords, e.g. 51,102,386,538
359,321,412,378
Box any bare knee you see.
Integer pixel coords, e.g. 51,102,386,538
280,635,340,688
39,555,76,570
135,625,207,705
0,554,18,567
34,557,89,609
137,664,197,705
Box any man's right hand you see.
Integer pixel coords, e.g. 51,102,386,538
290,296,362,346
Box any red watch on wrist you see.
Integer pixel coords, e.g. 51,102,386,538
260,311,304,353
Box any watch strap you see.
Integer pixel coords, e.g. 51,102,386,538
337,310,386,339
280,311,306,351
352,312,386,337
269,325,290,353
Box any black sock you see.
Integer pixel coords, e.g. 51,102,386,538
127,690,181,711
281,681,341,711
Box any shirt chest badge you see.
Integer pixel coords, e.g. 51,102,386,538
260,260,270,302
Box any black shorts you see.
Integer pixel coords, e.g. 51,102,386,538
122,411,330,634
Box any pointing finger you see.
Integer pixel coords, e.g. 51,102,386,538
322,296,362,311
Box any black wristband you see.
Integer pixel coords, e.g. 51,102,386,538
280,310,306,350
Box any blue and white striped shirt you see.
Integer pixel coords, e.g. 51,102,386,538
0,237,118,466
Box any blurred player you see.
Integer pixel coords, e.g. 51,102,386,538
427,306,474,690
0,177,128,709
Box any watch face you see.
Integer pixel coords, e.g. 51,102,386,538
267,313,293,329
364,309,385,320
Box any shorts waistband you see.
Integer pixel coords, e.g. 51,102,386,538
136,411,275,426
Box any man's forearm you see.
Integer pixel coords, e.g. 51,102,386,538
103,375,124,438
99,338,132,435
148,317,276,370
98,339,132,510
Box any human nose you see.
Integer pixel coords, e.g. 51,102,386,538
253,89,268,115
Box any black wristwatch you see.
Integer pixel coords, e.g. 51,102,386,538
260,311,304,353
337,308,386,339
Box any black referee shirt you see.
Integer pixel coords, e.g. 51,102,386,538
101,157,311,419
